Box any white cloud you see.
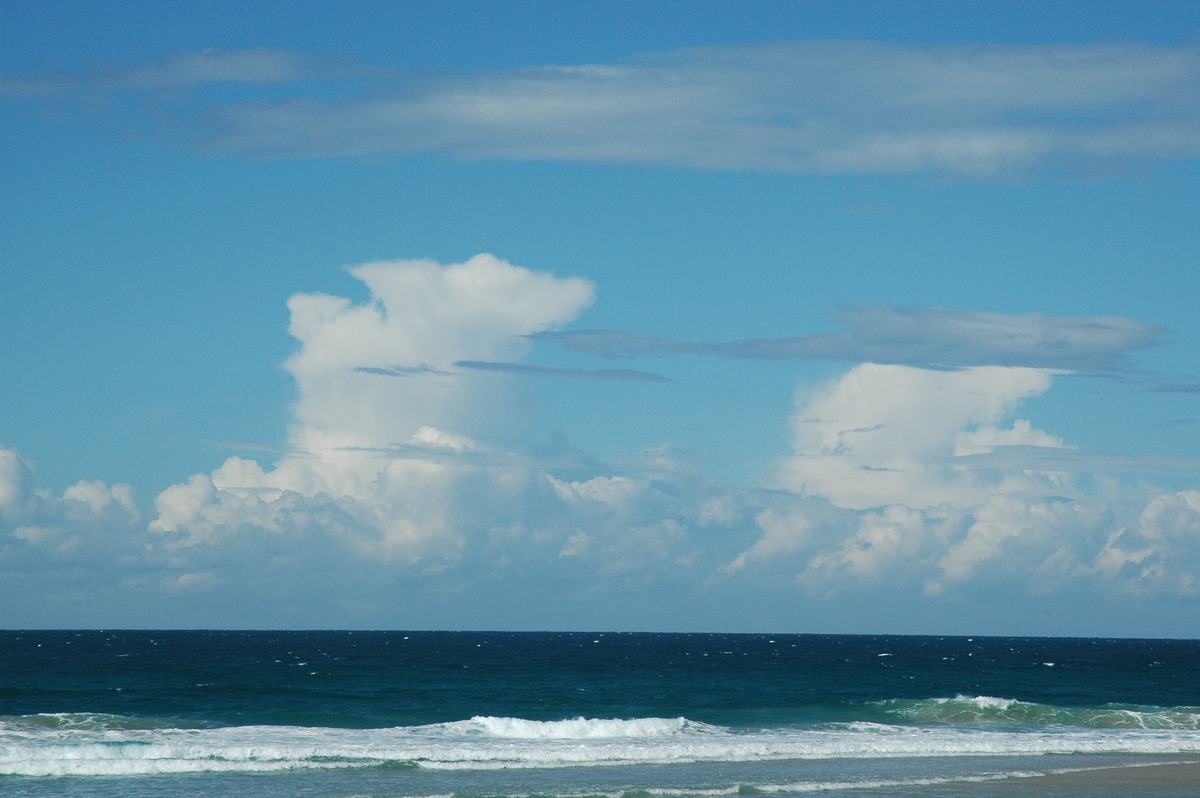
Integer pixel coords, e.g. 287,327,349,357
3,255,1199,628
283,253,594,476
776,363,1066,510
197,40,1200,178
716,363,1199,604
8,41,1196,178
801,504,959,590
0,447,139,532
1,446,144,613
928,495,1113,594
0,447,34,507
148,255,597,566
1094,489,1200,595
721,508,816,575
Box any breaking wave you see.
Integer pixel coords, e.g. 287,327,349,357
5,706,1200,778
875,696,1200,729
462,716,706,738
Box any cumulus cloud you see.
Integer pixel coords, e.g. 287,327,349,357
7,41,1198,178
197,271,1194,610
1093,490,1200,595
775,363,1067,511
138,256,611,587
282,253,594,469
0,448,140,542
143,254,714,590
536,306,1161,371
0,448,34,507
0,446,147,622
796,504,961,593
715,363,1200,602
927,495,1114,594
4,256,1199,628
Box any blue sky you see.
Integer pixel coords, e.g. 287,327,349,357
2,1,1199,635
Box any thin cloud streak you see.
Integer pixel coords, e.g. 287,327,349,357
354,365,453,377
1,49,316,95
1148,382,1200,393
454,360,673,383
952,445,1200,477
535,306,1161,371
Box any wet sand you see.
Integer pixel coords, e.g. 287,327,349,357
1043,761,1199,793
972,760,1200,797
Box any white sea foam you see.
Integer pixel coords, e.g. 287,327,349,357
463,716,701,738
944,695,1018,711
878,696,1200,729
4,713,1200,777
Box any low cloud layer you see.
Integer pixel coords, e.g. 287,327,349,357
2,255,1197,630
6,40,1199,178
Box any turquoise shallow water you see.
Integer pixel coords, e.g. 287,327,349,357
2,631,1199,796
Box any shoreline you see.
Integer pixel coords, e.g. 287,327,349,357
992,759,1200,796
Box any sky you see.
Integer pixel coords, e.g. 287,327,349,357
2,1,1199,636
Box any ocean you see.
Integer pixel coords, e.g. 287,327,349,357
2,630,1198,797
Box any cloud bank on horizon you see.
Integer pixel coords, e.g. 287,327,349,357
2,255,1197,629
7,39,1200,178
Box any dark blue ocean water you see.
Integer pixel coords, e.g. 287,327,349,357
3,631,1199,796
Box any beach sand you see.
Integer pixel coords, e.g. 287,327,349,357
959,760,1200,797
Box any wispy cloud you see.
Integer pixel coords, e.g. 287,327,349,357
353,364,452,377
535,306,1161,371
204,40,1200,177
454,360,673,383
7,41,1198,178
1,49,315,95
1148,381,1200,393
952,444,1200,477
